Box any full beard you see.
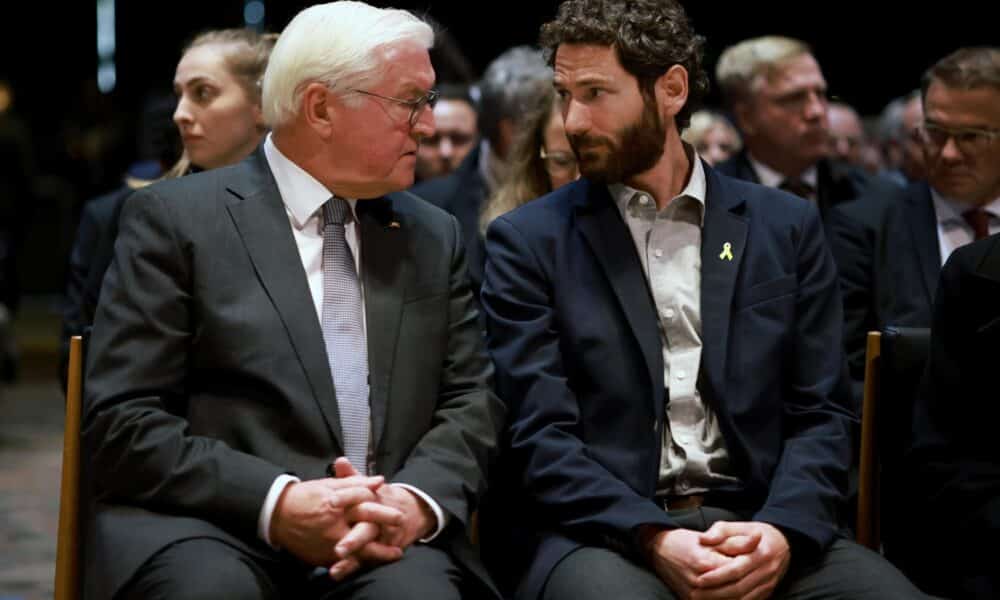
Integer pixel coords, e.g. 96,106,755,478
569,98,667,185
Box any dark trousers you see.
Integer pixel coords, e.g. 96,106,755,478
541,507,927,600
117,538,464,600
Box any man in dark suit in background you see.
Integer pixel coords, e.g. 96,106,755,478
413,83,479,183
714,36,868,230
83,3,503,599
907,232,1000,599
481,1,922,599
829,46,1000,398
411,46,551,300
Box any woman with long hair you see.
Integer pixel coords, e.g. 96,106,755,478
480,87,579,233
60,29,276,384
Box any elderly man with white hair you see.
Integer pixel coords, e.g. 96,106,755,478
82,2,504,599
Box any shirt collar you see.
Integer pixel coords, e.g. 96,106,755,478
747,153,818,190
931,186,1000,225
609,148,707,226
263,133,357,230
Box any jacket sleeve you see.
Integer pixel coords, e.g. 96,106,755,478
391,213,506,529
83,188,284,539
753,206,856,554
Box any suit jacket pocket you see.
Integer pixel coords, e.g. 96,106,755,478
404,278,448,303
735,274,796,311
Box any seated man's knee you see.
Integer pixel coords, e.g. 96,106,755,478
348,547,462,600
120,538,274,600
542,546,674,600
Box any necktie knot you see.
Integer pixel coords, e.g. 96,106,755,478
323,197,352,227
962,208,991,241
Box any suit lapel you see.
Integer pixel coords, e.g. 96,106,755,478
906,182,942,301
700,167,748,398
358,196,407,454
225,150,344,448
575,181,664,413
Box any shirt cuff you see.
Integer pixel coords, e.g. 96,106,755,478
392,483,448,542
258,474,300,548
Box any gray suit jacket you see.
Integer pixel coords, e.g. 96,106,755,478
82,149,504,599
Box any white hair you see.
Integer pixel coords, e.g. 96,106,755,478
716,36,811,104
261,1,434,127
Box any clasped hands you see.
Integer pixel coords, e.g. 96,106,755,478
269,457,435,581
642,521,791,600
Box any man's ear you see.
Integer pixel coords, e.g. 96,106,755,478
655,64,689,121
300,82,338,138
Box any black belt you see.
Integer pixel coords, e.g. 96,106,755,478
659,494,705,511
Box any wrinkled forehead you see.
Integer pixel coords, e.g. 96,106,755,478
375,42,435,92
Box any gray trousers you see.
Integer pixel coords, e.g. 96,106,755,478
541,508,927,600
117,537,465,600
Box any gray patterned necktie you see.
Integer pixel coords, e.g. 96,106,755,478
321,197,370,474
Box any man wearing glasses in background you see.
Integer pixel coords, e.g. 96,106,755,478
830,47,1000,410
83,3,504,599
412,47,552,309
415,83,479,182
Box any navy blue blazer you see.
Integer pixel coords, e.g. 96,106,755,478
829,181,940,402
480,164,855,600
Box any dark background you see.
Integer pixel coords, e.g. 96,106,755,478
0,0,996,295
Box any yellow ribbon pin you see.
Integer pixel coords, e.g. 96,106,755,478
719,242,734,261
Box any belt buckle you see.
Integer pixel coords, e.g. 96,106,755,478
664,494,704,511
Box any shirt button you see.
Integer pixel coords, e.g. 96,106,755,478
677,370,686,380
663,308,675,320
654,249,663,258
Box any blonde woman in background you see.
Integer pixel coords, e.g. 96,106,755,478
60,29,276,382
681,109,742,166
480,87,579,233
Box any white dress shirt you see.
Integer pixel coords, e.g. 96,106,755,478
931,188,1000,265
610,153,739,497
256,134,446,547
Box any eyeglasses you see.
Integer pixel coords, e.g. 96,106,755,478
540,148,578,175
915,121,1000,155
349,88,439,127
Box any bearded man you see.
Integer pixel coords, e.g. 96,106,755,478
478,1,925,599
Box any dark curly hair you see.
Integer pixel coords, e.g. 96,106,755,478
539,0,709,130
